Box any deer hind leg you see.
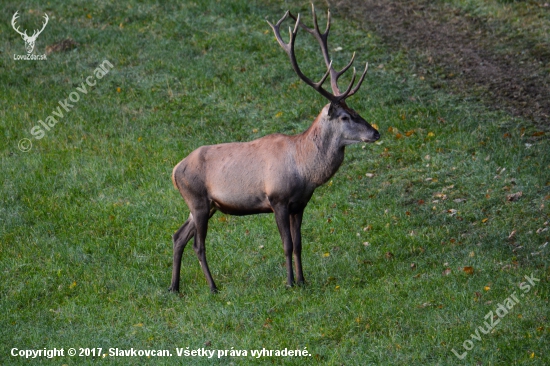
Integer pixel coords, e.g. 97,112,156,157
169,215,196,293
290,209,305,285
192,206,218,293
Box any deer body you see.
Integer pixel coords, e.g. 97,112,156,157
170,7,380,293
174,104,372,215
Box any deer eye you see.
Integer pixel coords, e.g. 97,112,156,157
341,115,349,121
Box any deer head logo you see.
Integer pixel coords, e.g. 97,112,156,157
11,11,49,54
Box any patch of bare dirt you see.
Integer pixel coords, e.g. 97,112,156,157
336,0,550,127
46,38,78,55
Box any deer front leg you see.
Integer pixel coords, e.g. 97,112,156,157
290,209,305,285
272,204,295,286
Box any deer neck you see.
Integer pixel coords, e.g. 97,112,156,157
296,112,346,187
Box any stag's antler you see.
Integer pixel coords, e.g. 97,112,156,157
267,4,368,104
290,5,368,99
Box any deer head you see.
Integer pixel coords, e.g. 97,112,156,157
12,11,49,54
267,4,379,146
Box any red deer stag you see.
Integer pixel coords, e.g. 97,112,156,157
170,5,380,293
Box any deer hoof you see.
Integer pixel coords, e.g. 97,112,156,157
168,286,179,293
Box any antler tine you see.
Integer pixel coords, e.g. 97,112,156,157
265,11,290,51
325,7,331,34
329,53,367,101
289,5,331,68
316,59,333,91
311,4,331,67
267,11,337,102
336,52,355,79
346,62,369,99
334,67,357,103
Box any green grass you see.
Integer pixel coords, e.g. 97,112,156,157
1,0,549,365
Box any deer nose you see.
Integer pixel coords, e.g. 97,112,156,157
372,130,380,141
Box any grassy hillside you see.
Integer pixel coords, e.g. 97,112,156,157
1,0,548,364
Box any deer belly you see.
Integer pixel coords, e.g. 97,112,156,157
210,194,273,216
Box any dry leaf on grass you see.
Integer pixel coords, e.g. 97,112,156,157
507,191,523,201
